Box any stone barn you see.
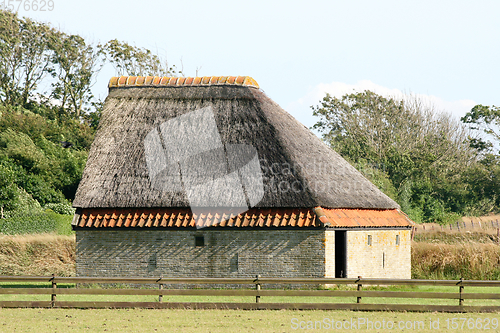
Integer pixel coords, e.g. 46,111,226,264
72,76,413,279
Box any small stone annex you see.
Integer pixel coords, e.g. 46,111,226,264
72,76,414,279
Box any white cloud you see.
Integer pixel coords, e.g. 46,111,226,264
285,80,477,130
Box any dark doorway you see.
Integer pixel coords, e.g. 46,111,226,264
335,231,347,278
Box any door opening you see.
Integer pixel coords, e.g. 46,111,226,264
335,230,347,278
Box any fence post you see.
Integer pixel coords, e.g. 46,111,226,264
255,275,261,303
456,221,460,231
356,276,362,304
51,274,57,308
497,228,499,245
459,278,464,306
158,276,163,303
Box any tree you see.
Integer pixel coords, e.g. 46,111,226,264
0,163,17,217
50,32,103,119
312,91,474,186
0,10,22,105
312,90,479,223
461,104,500,153
101,39,181,76
0,10,56,106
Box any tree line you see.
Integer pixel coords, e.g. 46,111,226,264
312,91,500,223
0,10,180,117
0,10,179,220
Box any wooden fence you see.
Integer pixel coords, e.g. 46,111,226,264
1,276,500,312
414,220,500,233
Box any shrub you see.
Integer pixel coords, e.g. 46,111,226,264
0,209,73,235
44,202,75,215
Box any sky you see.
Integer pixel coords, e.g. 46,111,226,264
18,0,500,130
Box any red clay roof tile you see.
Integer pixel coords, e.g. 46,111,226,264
320,208,413,227
76,207,413,228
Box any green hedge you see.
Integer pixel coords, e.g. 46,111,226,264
0,209,73,235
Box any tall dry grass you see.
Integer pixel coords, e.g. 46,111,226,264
414,230,499,244
0,234,75,276
412,241,500,280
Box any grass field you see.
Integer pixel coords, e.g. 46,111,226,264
0,308,499,332
2,285,499,332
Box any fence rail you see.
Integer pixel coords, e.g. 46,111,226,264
1,275,500,312
414,219,500,233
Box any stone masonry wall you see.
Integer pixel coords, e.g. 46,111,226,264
324,230,335,278
342,229,411,279
75,229,326,278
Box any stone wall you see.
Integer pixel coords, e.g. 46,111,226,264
324,230,335,278
75,229,326,278
342,229,411,279
76,228,411,280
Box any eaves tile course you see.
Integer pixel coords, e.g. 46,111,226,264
76,207,413,229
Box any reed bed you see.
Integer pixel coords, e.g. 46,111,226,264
412,240,500,280
0,234,75,276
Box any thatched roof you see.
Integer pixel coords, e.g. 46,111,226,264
73,76,399,210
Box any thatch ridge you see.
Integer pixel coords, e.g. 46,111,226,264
108,76,259,89
73,85,399,210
